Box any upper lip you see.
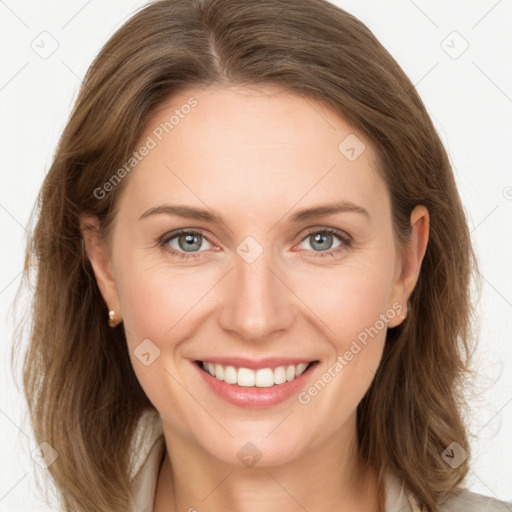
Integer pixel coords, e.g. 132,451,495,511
195,357,317,370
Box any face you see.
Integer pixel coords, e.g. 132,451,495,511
82,85,428,468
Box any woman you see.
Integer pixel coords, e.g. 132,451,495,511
15,0,511,511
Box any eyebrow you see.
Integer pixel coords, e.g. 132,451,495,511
138,200,370,225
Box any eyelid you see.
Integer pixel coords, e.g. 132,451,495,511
292,225,352,254
299,225,352,242
158,228,215,251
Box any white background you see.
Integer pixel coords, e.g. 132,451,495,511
1,0,511,510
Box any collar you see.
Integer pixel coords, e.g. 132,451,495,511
128,409,421,512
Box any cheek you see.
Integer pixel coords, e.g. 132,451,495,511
114,263,205,429
293,259,395,432
115,244,213,345
293,250,396,349
113,248,226,408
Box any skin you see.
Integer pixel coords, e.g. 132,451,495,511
81,85,429,512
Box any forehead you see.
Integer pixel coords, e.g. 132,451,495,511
118,85,388,224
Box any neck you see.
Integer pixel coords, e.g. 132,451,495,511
154,414,383,512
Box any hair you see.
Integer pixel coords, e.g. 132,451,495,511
13,0,481,510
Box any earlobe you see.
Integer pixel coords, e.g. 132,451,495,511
387,296,409,328
79,213,121,324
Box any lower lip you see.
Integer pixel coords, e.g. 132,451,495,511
194,361,319,409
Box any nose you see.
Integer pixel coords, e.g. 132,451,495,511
217,244,296,344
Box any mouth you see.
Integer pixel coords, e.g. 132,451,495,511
194,359,319,388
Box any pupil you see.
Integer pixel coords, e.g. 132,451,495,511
312,233,332,250
180,233,201,252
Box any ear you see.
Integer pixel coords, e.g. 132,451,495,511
387,205,429,327
80,213,121,321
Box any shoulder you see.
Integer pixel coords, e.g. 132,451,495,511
128,408,164,480
437,488,512,512
386,471,511,512
128,409,166,512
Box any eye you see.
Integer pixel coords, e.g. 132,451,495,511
157,227,352,261
297,227,352,259
158,229,214,260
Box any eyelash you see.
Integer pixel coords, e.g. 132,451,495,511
157,227,353,261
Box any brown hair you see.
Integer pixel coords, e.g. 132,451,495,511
13,0,480,510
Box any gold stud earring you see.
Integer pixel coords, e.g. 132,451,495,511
108,309,117,327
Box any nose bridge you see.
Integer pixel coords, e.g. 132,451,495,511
218,237,294,342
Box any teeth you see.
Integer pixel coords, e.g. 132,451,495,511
214,364,224,381
224,365,237,384
274,366,287,385
238,368,255,387
201,361,312,387
255,368,274,388
296,363,308,377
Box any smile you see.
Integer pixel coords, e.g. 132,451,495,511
197,360,312,387
193,357,320,408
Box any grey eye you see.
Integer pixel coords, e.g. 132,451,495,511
166,232,213,253
302,232,342,252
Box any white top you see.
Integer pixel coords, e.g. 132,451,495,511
128,410,511,512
